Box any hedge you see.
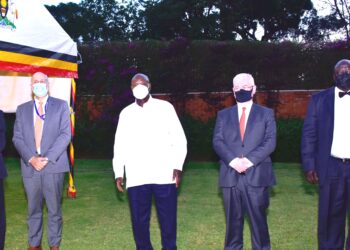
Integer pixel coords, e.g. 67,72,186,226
77,39,350,95
3,113,303,163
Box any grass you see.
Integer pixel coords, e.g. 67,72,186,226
3,159,318,250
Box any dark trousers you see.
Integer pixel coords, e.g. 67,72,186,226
127,184,177,250
318,158,350,250
222,176,270,250
0,179,5,250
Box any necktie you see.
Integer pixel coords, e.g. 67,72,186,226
339,91,350,98
34,101,44,151
239,107,246,140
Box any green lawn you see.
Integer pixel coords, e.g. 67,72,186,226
3,159,318,250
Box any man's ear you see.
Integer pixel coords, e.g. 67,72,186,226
252,85,257,96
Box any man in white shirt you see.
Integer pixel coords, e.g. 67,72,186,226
113,73,187,250
213,73,276,250
302,59,350,249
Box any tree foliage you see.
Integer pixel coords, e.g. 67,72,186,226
46,0,318,42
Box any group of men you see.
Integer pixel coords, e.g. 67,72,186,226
0,58,349,250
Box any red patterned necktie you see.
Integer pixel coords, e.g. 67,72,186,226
239,107,246,140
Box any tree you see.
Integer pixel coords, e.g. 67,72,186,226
323,0,350,40
47,0,132,42
46,3,88,42
215,0,313,41
139,0,313,41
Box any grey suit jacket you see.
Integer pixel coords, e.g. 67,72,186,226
13,97,71,178
213,103,277,187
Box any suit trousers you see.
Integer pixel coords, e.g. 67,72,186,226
22,171,64,247
222,175,270,250
127,184,177,250
318,157,350,250
0,179,5,250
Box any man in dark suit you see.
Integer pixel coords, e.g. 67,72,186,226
213,73,276,250
302,59,350,249
0,110,7,250
13,72,71,250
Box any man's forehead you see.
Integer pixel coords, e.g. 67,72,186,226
132,76,148,85
32,72,47,81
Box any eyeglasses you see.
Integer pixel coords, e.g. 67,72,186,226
233,86,254,92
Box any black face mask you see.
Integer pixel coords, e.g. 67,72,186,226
234,89,253,103
335,72,350,90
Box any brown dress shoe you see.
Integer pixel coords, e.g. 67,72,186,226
27,246,42,250
50,247,59,250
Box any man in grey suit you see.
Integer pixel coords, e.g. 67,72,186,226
13,72,71,250
213,73,276,250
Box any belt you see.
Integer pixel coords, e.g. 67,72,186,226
331,156,350,164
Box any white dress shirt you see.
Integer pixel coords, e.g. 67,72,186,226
331,87,350,158
33,95,49,155
229,100,254,169
113,96,187,188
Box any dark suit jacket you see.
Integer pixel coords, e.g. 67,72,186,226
12,97,71,178
213,103,277,187
301,87,337,185
0,110,7,179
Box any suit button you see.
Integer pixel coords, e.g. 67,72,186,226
241,144,244,147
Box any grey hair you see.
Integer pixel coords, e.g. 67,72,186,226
132,73,150,83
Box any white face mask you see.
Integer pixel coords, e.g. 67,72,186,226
132,84,149,100
32,83,48,98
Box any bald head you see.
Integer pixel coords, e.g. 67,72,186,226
31,72,49,85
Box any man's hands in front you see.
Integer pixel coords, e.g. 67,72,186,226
305,170,319,184
230,157,251,173
29,156,48,171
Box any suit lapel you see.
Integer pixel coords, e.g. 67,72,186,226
25,101,36,150
324,87,335,143
42,97,55,139
244,104,257,143
230,105,240,137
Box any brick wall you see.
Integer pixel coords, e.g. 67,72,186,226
76,90,320,122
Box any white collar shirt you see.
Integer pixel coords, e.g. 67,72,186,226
331,87,350,158
33,95,49,155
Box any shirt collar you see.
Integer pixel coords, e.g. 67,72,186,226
237,100,253,110
134,95,153,108
34,95,49,105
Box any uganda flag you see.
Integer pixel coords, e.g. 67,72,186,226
0,0,78,78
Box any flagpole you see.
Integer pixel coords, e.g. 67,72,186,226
67,78,77,198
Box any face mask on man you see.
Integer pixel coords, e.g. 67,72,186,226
335,72,350,90
234,89,253,103
132,84,149,100
32,83,48,98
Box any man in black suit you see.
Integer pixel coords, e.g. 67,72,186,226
213,73,276,250
302,59,350,249
0,110,7,250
